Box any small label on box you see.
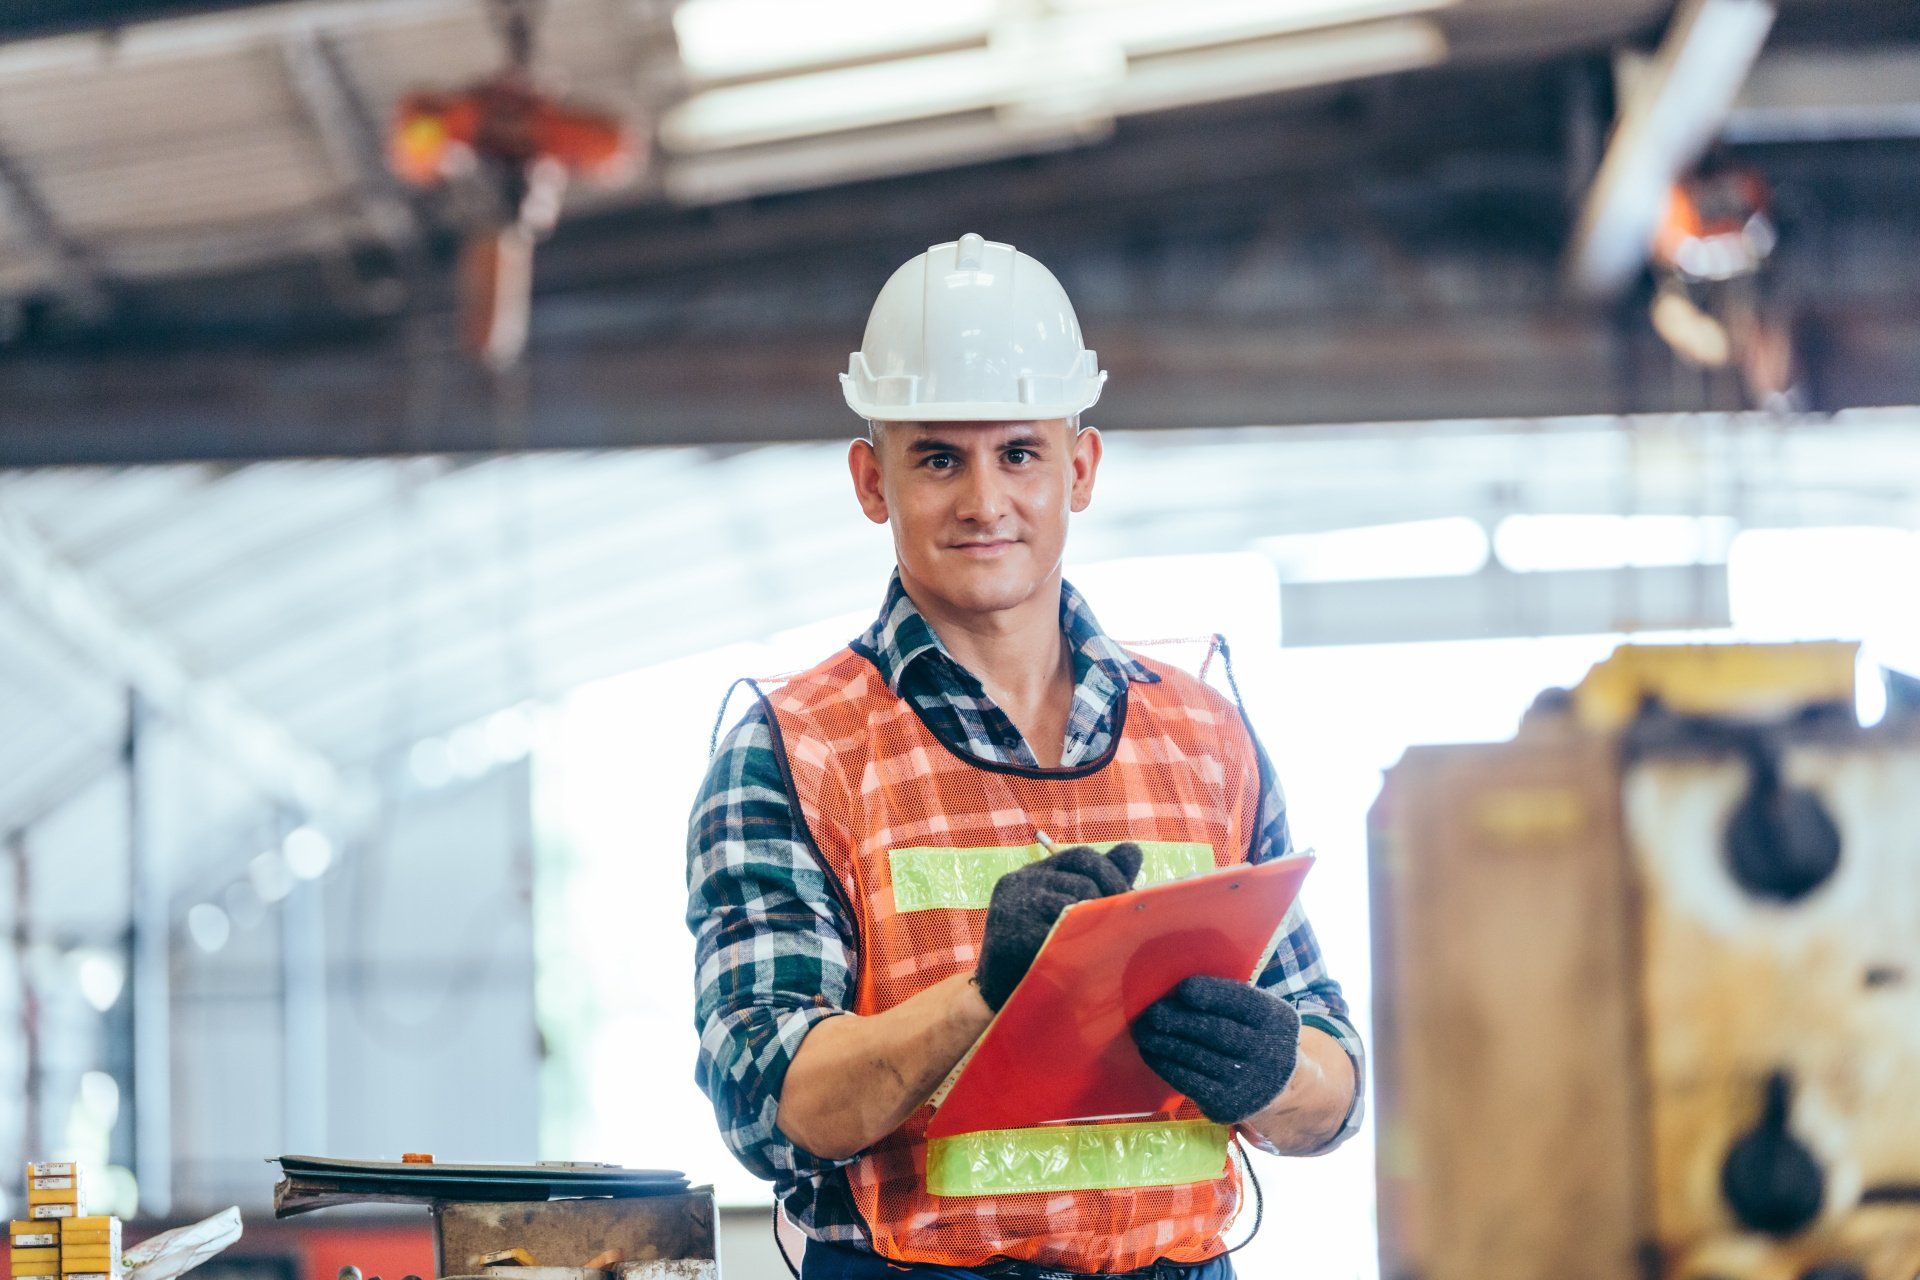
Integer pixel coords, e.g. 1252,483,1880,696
26,1164,75,1178
30,1206,76,1220
29,1178,74,1191
12,1234,60,1248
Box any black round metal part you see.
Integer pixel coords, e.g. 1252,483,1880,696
1721,1073,1825,1236
1724,757,1841,903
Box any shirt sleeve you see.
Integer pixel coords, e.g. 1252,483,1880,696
1243,727,1368,1157
686,702,861,1185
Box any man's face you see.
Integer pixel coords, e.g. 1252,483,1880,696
848,418,1102,619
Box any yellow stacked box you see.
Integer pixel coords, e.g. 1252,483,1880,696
10,1217,62,1278
14,1164,72,1278
59,1216,123,1280
25,1163,83,1223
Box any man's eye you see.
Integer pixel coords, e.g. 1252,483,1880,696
924,454,957,470
1005,448,1033,465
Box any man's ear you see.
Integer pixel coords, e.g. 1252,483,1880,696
848,436,890,525
1068,424,1103,513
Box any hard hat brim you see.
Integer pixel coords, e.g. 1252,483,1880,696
851,400,1099,424
842,377,1105,425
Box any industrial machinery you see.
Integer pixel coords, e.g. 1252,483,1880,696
1370,643,1920,1280
269,1158,712,1280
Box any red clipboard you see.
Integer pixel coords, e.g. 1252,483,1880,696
924,854,1314,1139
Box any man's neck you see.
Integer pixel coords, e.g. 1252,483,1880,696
900,571,1076,763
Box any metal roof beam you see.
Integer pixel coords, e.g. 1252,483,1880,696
280,23,428,260
0,143,108,315
1566,0,1776,298
0,503,347,816
11,301,1920,465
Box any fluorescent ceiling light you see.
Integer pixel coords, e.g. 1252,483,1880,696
1054,0,1455,58
1259,517,1488,583
673,0,996,82
665,112,1110,203
663,40,1125,152
670,0,1451,84
1494,514,1738,573
1110,17,1445,117
663,12,1446,154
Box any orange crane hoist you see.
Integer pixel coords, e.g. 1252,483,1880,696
387,0,637,370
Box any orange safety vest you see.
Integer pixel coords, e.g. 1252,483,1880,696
762,639,1263,1273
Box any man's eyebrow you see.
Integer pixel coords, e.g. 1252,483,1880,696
904,431,1047,454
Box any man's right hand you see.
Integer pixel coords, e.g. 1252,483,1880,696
975,843,1144,1010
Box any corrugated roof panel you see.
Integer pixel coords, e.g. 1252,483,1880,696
2,465,220,560
0,41,350,278
0,51,291,158
38,131,341,236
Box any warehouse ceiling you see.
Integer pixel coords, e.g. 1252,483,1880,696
0,0,1669,299
0,0,1908,313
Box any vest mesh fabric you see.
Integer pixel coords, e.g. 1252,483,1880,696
764,643,1261,1272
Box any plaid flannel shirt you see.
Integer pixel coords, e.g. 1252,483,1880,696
686,572,1365,1246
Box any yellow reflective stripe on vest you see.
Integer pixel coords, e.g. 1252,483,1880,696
887,841,1214,913
924,1119,1232,1197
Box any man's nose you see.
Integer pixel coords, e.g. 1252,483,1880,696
954,465,1006,523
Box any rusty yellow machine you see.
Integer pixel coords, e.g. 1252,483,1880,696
1370,643,1920,1280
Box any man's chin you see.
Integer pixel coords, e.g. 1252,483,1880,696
916,560,1048,617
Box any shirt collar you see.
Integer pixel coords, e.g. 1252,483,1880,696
856,569,1160,694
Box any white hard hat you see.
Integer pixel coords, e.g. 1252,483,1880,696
841,232,1107,423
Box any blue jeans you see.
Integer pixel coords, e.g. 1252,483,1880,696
800,1240,1236,1280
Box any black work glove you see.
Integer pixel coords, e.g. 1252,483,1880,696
1131,975,1301,1124
975,842,1143,1011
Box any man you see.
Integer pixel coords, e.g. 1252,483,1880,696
687,234,1362,1280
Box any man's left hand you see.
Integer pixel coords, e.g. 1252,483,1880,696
1131,975,1300,1125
